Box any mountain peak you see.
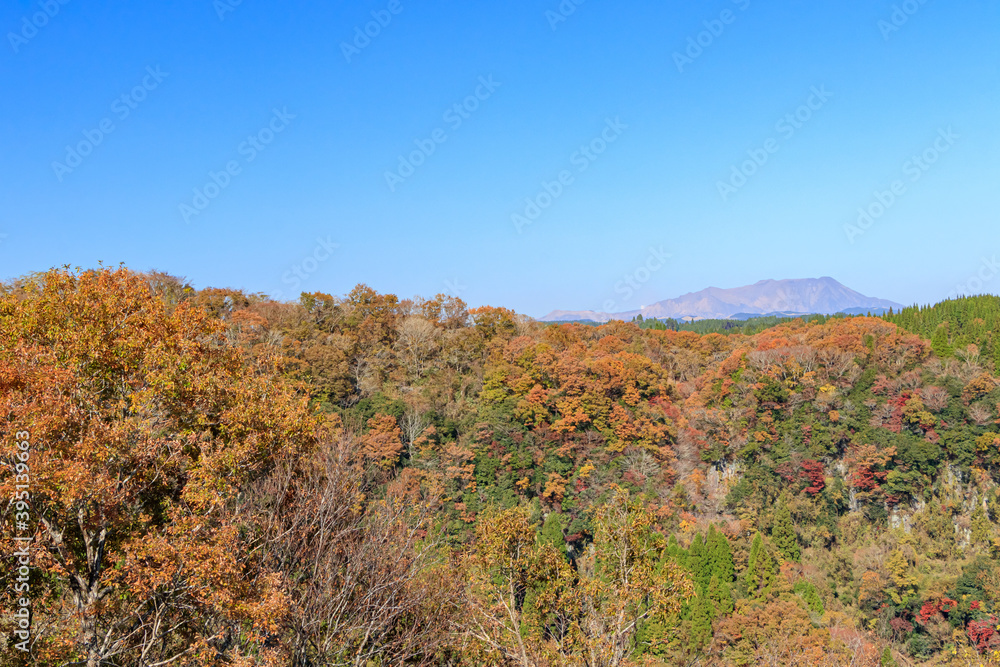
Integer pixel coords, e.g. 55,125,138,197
540,277,902,323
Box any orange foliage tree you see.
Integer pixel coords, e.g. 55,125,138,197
361,413,405,467
0,268,316,666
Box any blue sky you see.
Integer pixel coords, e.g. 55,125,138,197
1,0,998,317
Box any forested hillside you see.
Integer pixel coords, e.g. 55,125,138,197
4,268,1000,666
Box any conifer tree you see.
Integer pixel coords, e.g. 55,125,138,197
931,323,952,358
634,616,670,659
745,533,774,597
706,524,719,574
690,533,713,594
689,591,714,648
771,501,800,562
708,525,735,583
994,336,1000,375
708,573,734,616
667,533,681,561
688,532,705,580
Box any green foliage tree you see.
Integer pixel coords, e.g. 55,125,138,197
771,501,800,562
688,532,712,593
708,526,736,584
971,503,992,551
688,531,705,577
539,511,566,552
689,591,714,649
931,324,952,358
994,335,1000,375
708,573,734,616
745,533,775,599
793,581,824,615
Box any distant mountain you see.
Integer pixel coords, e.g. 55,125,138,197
539,278,903,323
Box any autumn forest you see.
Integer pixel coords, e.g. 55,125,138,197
6,267,1000,666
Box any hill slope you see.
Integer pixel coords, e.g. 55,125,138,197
8,271,1000,666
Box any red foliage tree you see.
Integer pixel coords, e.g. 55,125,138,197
801,460,825,495
968,616,1000,653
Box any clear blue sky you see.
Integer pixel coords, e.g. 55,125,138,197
2,0,998,317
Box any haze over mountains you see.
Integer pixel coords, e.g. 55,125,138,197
540,277,904,323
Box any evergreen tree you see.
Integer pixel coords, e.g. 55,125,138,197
690,532,713,594
634,616,670,658
666,533,681,561
886,549,918,605
883,296,1000,357
793,580,824,615
708,573,734,616
539,511,566,552
931,323,952,358
994,335,1000,375
689,591,714,648
745,533,774,597
708,525,735,583
771,501,800,562
687,532,705,581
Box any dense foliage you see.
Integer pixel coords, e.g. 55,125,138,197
632,312,840,336
883,296,1000,374
4,269,1000,665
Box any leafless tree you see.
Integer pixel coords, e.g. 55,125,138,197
401,408,430,458
956,344,981,370
969,402,993,426
395,315,440,379
240,436,459,666
623,448,660,482
869,403,895,429
791,345,818,372
921,386,949,412
820,349,857,379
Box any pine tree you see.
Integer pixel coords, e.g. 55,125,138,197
745,533,763,590
705,525,719,572
771,501,800,562
634,616,670,658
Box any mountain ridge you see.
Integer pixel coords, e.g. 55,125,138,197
540,277,903,322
